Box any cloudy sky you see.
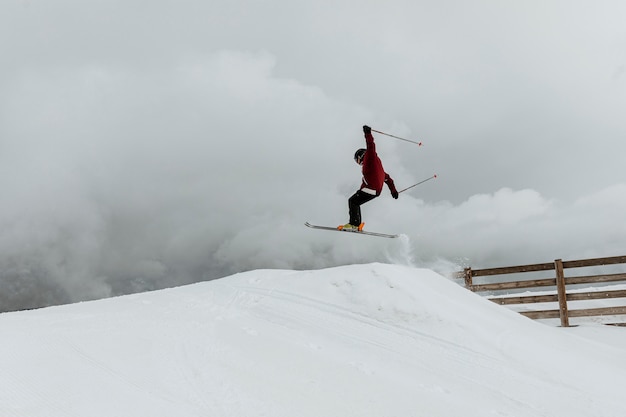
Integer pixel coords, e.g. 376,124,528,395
1,0,625,311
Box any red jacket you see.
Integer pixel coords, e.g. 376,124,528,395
361,131,397,196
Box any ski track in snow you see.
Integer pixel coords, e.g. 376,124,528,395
217,280,577,417
1,263,626,417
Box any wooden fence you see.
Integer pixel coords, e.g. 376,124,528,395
462,255,626,327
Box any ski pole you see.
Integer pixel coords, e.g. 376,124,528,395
371,129,422,147
398,174,437,194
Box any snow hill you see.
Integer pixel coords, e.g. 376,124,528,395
2,263,626,417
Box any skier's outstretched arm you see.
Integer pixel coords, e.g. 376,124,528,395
385,174,399,199
363,125,375,152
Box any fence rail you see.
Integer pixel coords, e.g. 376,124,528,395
461,255,626,327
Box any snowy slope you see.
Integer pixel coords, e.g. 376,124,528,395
1,263,626,417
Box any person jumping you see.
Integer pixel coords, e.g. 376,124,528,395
338,125,399,231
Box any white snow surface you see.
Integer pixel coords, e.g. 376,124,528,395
1,263,626,417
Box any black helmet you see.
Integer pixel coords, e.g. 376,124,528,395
354,148,366,164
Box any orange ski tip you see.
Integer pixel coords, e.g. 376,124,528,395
358,223,365,231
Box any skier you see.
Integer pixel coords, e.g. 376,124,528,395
338,125,399,231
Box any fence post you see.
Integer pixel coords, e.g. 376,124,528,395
464,267,473,290
554,259,570,327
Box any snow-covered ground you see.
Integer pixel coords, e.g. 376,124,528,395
2,263,626,417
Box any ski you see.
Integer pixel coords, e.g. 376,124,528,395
304,222,399,239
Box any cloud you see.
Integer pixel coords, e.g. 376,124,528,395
2,1,626,311
393,184,626,269
0,50,373,310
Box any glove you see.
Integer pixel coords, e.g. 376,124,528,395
363,125,371,134
391,190,399,199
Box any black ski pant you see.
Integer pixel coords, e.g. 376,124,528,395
348,190,378,226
